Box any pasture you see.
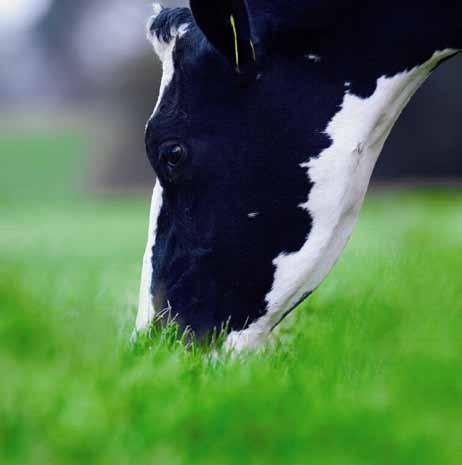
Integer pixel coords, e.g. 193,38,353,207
1,132,461,465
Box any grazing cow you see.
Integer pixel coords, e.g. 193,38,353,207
135,0,461,351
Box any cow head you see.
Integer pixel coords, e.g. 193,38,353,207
139,1,461,350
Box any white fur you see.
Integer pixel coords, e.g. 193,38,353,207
135,10,189,335
136,182,164,332
224,49,457,352
305,54,322,63
151,3,162,17
146,19,186,119
146,5,189,65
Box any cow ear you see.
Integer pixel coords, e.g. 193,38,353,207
190,0,256,74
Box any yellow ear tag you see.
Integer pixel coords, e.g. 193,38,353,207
229,14,240,72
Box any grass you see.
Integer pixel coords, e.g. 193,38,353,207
1,132,461,465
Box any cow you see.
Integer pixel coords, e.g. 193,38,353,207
135,0,461,351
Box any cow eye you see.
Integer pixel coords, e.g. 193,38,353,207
159,142,187,169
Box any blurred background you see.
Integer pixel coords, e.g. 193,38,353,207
1,0,461,203
1,6,461,463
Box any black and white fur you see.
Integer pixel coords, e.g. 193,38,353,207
136,1,461,351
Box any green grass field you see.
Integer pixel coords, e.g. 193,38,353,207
1,132,461,465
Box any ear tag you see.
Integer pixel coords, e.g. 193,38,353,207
229,14,240,72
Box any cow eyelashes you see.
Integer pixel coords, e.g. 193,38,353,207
159,142,188,171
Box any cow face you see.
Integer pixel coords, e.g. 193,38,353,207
140,1,461,348
144,5,318,339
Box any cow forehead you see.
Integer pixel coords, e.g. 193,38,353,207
147,6,195,63
146,9,196,129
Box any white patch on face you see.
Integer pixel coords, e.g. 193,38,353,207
151,3,162,17
248,212,259,218
225,49,458,352
136,182,164,332
146,11,190,122
177,23,190,38
135,11,189,335
305,54,322,63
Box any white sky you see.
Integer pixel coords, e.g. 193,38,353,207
0,0,52,35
